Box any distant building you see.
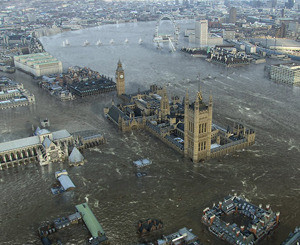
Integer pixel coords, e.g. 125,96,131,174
65,66,116,97
195,20,208,46
228,7,237,23
0,76,35,110
222,30,235,40
286,0,295,8
190,20,223,46
270,63,300,85
14,53,63,77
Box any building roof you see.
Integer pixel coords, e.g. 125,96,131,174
58,174,76,191
69,147,84,163
52,130,71,140
42,137,52,149
36,128,50,135
107,105,129,123
75,203,105,238
0,136,40,153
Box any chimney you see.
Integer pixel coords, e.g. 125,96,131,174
266,204,270,210
251,225,257,235
276,212,280,223
259,204,262,209
243,236,246,241
260,220,265,226
203,207,209,214
240,226,245,232
226,223,230,227
219,201,222,209
210,215,216,226
236,231,240,237
235,206,238,214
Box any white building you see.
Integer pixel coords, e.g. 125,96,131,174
270,63,300,85
188,20,223,47
14,53,63,77
195,20,208,46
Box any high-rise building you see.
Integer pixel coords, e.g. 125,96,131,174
228,7,237,23
195,20,208,46
287,0,295,8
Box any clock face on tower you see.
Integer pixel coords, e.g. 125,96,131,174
120,74,124,79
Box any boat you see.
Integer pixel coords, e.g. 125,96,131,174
138,38,143,44
83,40,90,46
65,39,70,46
124,38,129,44
62,41,66,47
133,158,152,168
96,40,102,46
110,39,114,44
136,172,147,178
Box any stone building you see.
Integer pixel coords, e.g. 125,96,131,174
104,61,255,163
0,76,35,110
116,60,125,96
0,128,72,169
14,52,63,77
0,128,105,170
184,90,213,162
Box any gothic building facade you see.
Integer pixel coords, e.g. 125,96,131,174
104,61,255,162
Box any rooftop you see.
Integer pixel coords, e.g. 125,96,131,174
75,203,106,238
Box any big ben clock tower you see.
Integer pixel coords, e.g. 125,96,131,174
116,60,125,96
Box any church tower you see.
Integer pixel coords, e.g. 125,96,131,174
116,60,125,96
160,87,170,120
184,89,213,162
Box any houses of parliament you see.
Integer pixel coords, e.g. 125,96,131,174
104,60,255,162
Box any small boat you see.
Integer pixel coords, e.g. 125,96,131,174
136,172,147,178
83,40,90,46
65,39,70,46
138,38,143,44
62,41,66,47
96,40,102,46
110,39,114,44
125,38,129,44
133,158,152,168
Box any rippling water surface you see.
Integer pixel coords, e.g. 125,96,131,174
0,20,299,245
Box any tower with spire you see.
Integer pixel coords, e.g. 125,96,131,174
184,88,213,162
116,60,125,96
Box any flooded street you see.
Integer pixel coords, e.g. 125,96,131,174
0,20,299,244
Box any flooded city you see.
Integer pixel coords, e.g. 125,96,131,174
0,21,299,244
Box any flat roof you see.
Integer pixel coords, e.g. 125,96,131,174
75,203,105,238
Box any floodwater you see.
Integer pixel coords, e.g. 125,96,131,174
0,20,299,245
